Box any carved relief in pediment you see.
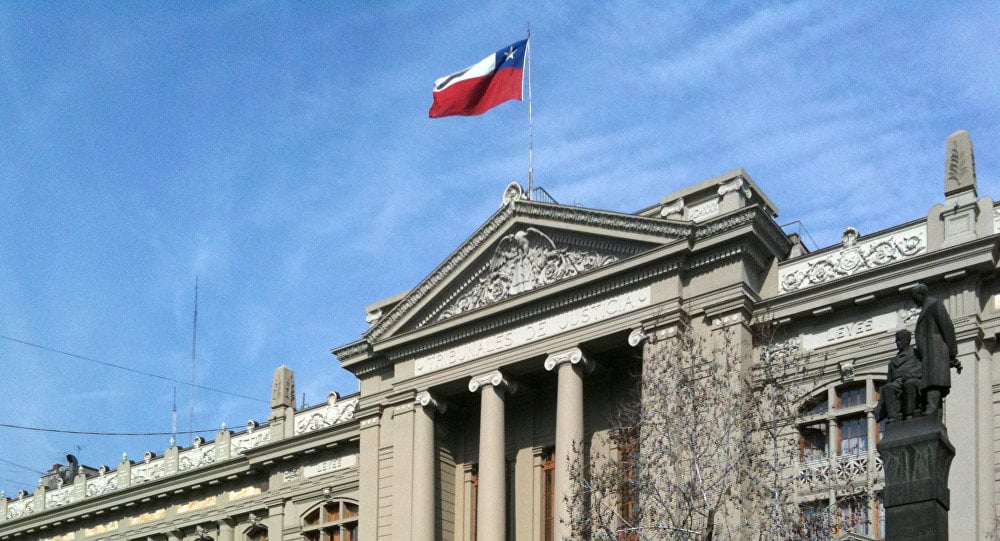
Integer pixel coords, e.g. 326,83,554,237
434,227,620,323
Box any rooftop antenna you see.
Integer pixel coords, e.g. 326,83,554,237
189,277,199,439
526,24,534,200
171,387,177,439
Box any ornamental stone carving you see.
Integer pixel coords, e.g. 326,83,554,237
178,445,216,472
660,198,684,218
85,473,118,497
294,393,359,435
437,227,620,321
130,461,165,485
778,225,926,293
796,453,882,492
231,428,271,455
945,129,976,196
501,182,527,206
717,175,751,198
543,347,591,372
468,370,517,393
415,391,447,414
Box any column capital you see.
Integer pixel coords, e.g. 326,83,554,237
544,347,592,372
468,370,518,394
415,390,448,414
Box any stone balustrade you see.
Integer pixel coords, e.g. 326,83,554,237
0,391,358,523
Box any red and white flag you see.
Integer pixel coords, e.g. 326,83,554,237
429,39,527,118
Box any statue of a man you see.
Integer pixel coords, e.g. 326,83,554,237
911,283,962,417
882,329,921,421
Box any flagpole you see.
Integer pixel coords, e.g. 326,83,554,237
526,27,534,201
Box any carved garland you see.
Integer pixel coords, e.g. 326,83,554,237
779,229,925,292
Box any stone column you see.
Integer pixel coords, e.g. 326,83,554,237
358,410,382,540
218,517,235,541
469,371,516,541
413,391,446,541
544,347,591,541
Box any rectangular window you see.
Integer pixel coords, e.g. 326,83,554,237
838,384,866,409
801,501,827,532
799,423,828,462
839,417,867,455
838,496,869,536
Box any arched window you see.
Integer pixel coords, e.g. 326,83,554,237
302,500,359,541
246,526,267,541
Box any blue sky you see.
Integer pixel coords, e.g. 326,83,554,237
1,1,998,495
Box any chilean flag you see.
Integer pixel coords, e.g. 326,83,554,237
429,39,527,118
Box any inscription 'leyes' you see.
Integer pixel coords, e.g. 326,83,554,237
827,319,874,342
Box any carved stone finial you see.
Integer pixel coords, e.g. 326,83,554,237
841,227,859,248
501,181,527,206
271,365,295,409
945,129,976,197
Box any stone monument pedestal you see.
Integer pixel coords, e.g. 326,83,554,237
877,415,955,540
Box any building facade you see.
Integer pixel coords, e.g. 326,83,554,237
2,130,997,540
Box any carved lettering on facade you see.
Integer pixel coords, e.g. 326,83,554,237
825,319,875,343
414,287,651,375
687,198,720,222
436,227,620,322
799,311,900,351
304,454,359,478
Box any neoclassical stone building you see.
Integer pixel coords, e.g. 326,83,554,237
2,130,996,540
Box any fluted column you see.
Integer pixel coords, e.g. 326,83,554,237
545,348,591,541
469,371,516,541
413,391,446,541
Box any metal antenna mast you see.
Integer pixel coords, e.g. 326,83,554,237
526,26,534,200
188,278,198,438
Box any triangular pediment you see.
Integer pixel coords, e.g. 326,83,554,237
363,199,693,343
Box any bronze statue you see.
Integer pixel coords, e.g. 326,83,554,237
911,283,962,417
882,329,921,421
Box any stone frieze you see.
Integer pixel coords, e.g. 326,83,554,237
778,225,926,293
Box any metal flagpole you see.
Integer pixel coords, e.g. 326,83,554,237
526,27,534,201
